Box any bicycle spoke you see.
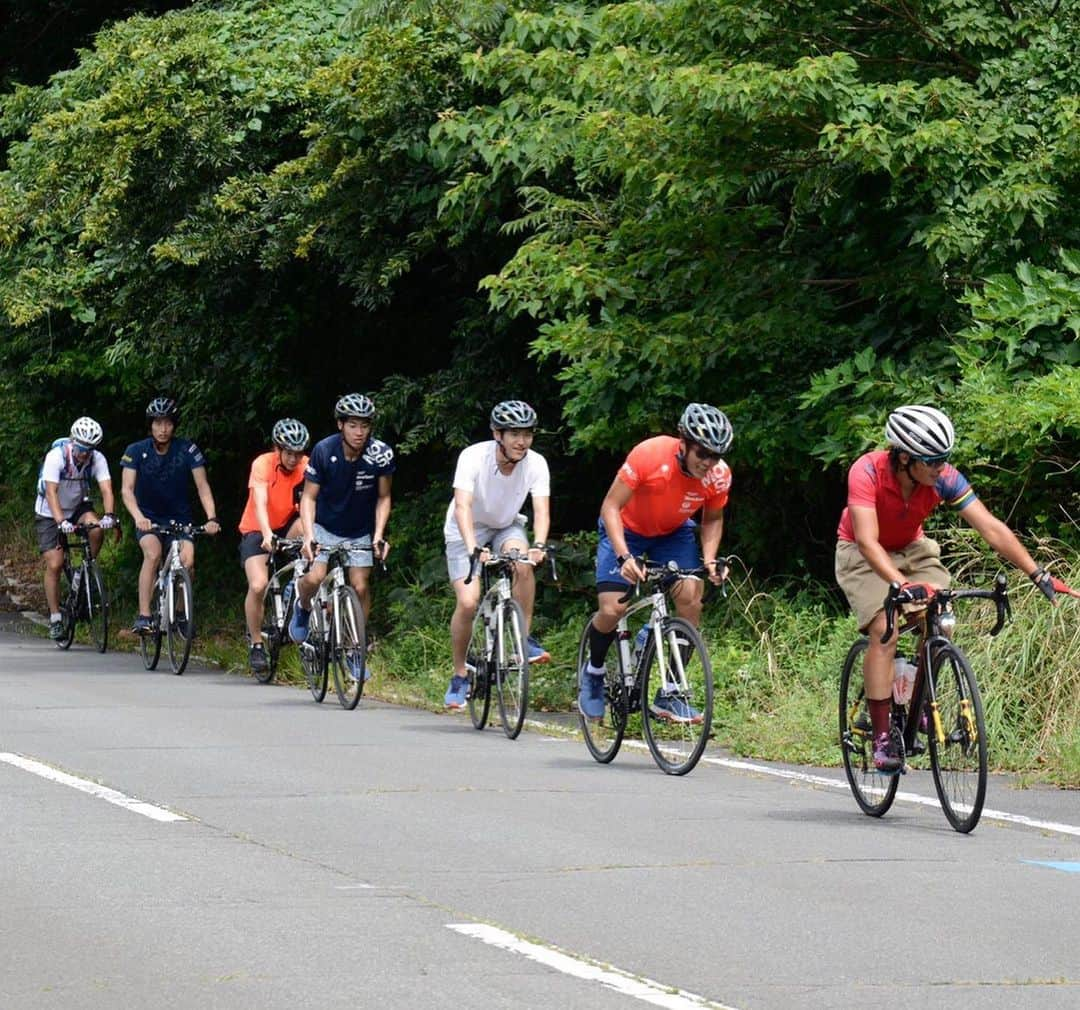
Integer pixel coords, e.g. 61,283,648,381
576,617,626,763
467,612,491,731
331,587,367,710
496,600,529,739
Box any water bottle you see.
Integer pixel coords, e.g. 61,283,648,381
892,656,917,705
70,568,83,598
632,625,651,666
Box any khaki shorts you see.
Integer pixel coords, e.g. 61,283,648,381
835,537,950,632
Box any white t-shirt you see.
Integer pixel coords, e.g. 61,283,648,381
443,441,551,541
35,442,111,519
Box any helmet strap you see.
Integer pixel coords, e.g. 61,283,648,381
676,438,693,478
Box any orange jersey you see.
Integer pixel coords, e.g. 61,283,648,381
618,436,731,537
238,451,308,534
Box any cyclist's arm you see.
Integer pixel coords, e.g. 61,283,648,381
299,479,319,560
599,476,645,581
957,499,1040,577
251,482,273,545
97,477,116,517
850,505,906,584
452,488,480,554
191,467,220,533
43,481,65,525
373,475,392,550
700,507,725,580
531,494,550,548
121,467,151,530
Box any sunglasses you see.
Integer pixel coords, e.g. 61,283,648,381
914,453,950,465
690,442,722,465
72,441,94,454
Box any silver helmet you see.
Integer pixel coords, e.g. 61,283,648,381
489,400,537,430
70,416,103,448
146,396,179,421
885,405,955,458
334,393,375,420
678,403,733,455
271,418,310,451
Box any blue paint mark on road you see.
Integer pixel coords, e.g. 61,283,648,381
1022,860,1080,874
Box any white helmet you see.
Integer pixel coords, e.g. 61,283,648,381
271,418,309,451
490,400,537,430
334,393,375,420
70,416,103,448
678,403,733,455
885,405,955,458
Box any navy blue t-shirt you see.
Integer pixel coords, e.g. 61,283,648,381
305,433,395,538
120,437,206,523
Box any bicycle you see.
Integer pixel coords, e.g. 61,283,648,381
255,535,304,684
55,522,109,653
839,576,1007,834
463,546,557,740
296,541,369,709
576,558,721,776
139,522,207,676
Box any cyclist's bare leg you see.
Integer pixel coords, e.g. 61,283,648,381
243,555,269,642
671,577,704,627
593,590,629,634
296,561,326,610
502,537,536,630
42,546,64,613
450,576,481,675
179,539,195,580
80,510,103,557
347,566,372,618
863,609,899,699
137,534,163,615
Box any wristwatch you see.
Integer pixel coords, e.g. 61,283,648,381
616,553,632,566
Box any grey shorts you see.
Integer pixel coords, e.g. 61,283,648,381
835,537,951,631
446,520,528,583
313,524,372,568
34,501,94,554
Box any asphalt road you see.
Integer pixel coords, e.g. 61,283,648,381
2,624,1079,1010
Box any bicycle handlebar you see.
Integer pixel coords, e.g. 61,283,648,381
464,545,558,586
308,539,388,573
615,556,730,605
880,573,1010,644
147,521,210,537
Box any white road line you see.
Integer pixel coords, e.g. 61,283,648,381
0,752,188,823
447,923,741,1010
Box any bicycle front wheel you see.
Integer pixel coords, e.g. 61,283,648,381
301,605,328,703
331,587,367,710
640,617,713,775
466,612,491,731
140,583,163,670
496,600,529,739
86,563,108,654
928,642,987,833
166,568,194,675
258,583,283,684
838,637,898,817
576,616,626,763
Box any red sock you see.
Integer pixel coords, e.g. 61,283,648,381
868,697,892,738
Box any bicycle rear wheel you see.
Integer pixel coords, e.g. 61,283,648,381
496,599,529,739
258,583,284,684
55,563,77,650
466,612,491,730
86,562,108,654
838,637,899,817
166,568,194,675
331,586,367,710
576,617,626,763
928,642,987,833
301,605,328,703
140,584,163,670
640,617,713,775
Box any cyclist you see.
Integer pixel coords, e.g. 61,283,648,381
443,400,552,710
578,403,733,724
835,404,1075,773
238,418,310,675
34,417,119,640
288,394,394,658
120,397,221,634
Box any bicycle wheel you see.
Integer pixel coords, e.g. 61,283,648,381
140,583,163,670
640,617,713,775
928,642,987,833
466,611,491,730
838,637,899,817
301,604,328,703
576,617,627,763
496,599,529,739
166,568,194,675
258,583,283,684
331,586,367,710
85,563,108,654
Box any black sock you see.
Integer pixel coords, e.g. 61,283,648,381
588,622,616,669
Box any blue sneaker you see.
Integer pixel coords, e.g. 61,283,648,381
527,635,550,664
132,614,153,635
288,603,311,644
578,667,606,720
347,652,372,683
634,625,651,656
444,675,469,709
650,692,703,725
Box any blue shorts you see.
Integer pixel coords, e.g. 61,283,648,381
595,519,699,591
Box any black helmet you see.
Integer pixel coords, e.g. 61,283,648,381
334,393,375,420
146,396,179,421
678,403,733,455
490,400,537,430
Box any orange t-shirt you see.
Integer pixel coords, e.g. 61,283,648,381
617,436,731,537
238,451,308,535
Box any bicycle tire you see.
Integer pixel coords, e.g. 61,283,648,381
301,604,328,703
467,611,491,730
140,583,163,670
258,583,283,684
166,567,194,675
576,616,626,764
640,617,713,775
331,586,367,710
928,642,987,834
55,563,77,650
838,637,899,817
86,562,108,653
496,599,529,739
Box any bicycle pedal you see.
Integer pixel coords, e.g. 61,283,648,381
908,740,926,756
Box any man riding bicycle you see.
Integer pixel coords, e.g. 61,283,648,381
238,418,309,675
35,416,119,640
288,394,393,656
578,403,733,724
442,400,552,710
120,397,221,635
835,404,1073,773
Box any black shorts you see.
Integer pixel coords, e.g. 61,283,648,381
238,522,294,565
34,501,95,554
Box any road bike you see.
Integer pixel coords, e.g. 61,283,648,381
839,577,1007,833
296,541,369,709
139,522,207,676
464,546,557,740
55,522,109,653
577,559,721,776
256,535,304,684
